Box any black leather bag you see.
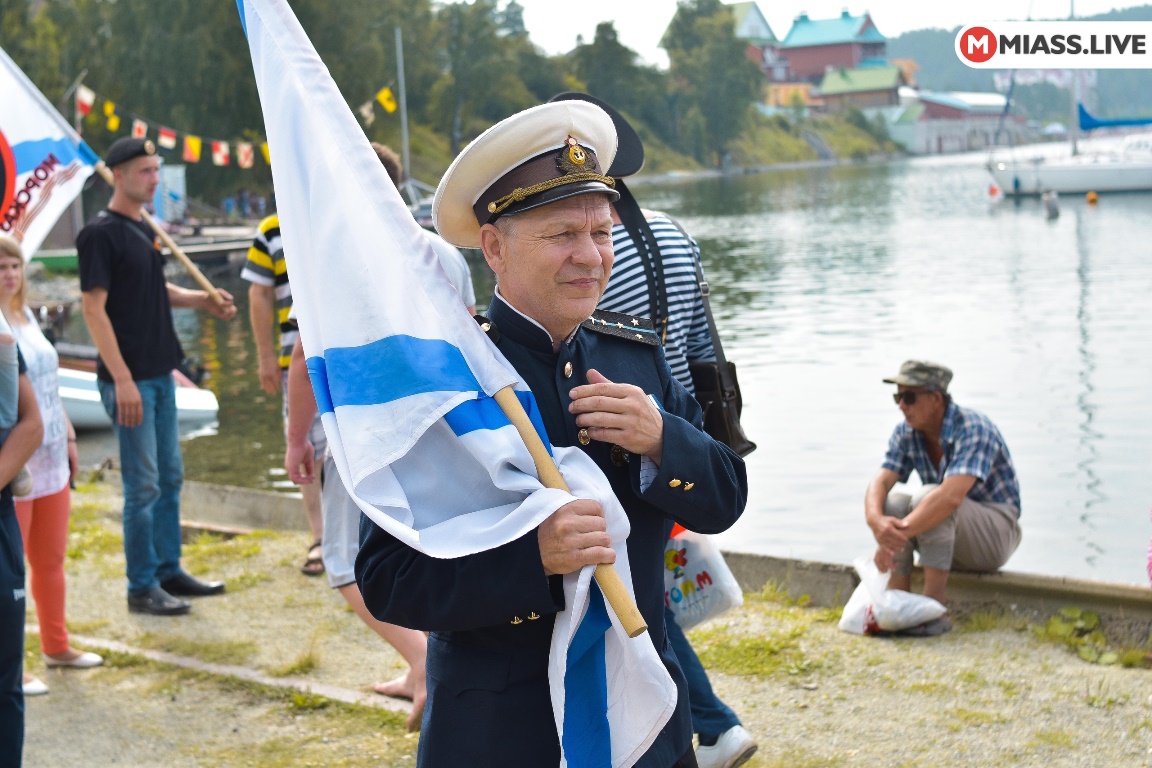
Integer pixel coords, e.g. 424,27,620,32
689,359,756,457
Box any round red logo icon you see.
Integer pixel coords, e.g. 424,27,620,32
0,129,15,224
959,27,998,63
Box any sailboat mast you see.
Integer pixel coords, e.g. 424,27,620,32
1069,0,1079,155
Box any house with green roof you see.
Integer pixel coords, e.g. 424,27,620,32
781,10,887,83
816,65,905,111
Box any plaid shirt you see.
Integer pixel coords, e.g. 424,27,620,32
882,402,1021,513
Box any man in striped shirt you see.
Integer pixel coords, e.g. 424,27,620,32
866,360,1022,614
242,214,327,575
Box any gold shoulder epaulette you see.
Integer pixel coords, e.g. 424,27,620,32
581,309,660,346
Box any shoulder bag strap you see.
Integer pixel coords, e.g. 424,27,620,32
663,214,730,371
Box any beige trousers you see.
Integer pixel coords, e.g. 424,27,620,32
884,484,1021,576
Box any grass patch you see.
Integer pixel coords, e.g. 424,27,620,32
691,624,815,677
1027,729,1075,748
66,501,123,560
1033,607,1152,668
947,707,1008,730
134,631,257,666
181,531,263,575
267,634,321,677
228,569,273,592
1084,678,1129,709
67,618,112,635
906,680,950,695
958,607,1024,632
999,680,1023,698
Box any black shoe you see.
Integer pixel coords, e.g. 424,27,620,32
160,572,226,597
128,587,191,616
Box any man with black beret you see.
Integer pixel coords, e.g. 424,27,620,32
355,101,747,767
77,136,237,616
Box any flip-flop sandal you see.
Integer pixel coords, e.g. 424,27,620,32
895,616,953,637
300,540,324,576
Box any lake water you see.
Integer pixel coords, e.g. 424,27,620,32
73,149,1152,586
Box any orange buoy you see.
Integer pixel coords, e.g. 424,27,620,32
1086,191,1099,204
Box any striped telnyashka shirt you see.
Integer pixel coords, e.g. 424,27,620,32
598,212,714,393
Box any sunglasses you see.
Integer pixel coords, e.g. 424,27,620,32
893,390,932,406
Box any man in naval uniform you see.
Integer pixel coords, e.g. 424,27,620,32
355,101,748,767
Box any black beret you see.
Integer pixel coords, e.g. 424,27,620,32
105,137,157,168
549,92,644,178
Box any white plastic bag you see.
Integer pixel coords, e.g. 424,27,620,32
663,529,743,631
838,555,946,635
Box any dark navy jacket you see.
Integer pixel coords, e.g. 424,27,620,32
356,296,747,768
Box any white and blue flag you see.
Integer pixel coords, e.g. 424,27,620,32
236,1,675,765
0,45,97,258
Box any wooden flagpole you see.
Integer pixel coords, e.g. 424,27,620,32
493,386,648,638
94,161,227,308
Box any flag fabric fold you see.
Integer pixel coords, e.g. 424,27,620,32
238,0,675,763
0,44,97,258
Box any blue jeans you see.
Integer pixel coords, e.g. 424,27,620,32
666,606,740,743
98,375,184,595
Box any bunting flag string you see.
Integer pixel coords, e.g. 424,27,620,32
74,80,401,166
73,84,270,169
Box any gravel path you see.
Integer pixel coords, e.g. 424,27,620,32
20,484,1152,767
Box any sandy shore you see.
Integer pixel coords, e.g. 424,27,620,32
19,482,1152,767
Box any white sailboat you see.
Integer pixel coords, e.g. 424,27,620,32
986,1,1152,195
987,126,1152,195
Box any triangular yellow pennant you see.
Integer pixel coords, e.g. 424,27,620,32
376,87,397,114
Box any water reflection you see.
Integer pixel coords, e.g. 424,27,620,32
1074,208,1106,567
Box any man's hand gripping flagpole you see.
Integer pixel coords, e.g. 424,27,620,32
494,386,648,638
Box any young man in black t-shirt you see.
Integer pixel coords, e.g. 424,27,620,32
77,137,237,616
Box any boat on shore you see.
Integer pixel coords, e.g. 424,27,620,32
55,342,219,430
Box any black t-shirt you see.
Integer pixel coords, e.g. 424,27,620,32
77,210,184,383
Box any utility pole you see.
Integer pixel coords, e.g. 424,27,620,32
395,27,413,203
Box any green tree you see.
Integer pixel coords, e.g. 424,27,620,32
663,0,762,165
571,22,675,148
433,0,509,153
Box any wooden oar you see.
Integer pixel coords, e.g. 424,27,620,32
493,386,648,638
94,161,228,308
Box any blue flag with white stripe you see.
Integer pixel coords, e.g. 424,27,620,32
237,1,676,764
0,44,97,258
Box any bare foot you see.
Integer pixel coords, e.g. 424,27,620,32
372,673,414,700
372,669,427,731
407,684,427,732
22,672,35,685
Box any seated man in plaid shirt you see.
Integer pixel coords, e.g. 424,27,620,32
864,360,1022,615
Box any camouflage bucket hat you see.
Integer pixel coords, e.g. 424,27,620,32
882,360,952,392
